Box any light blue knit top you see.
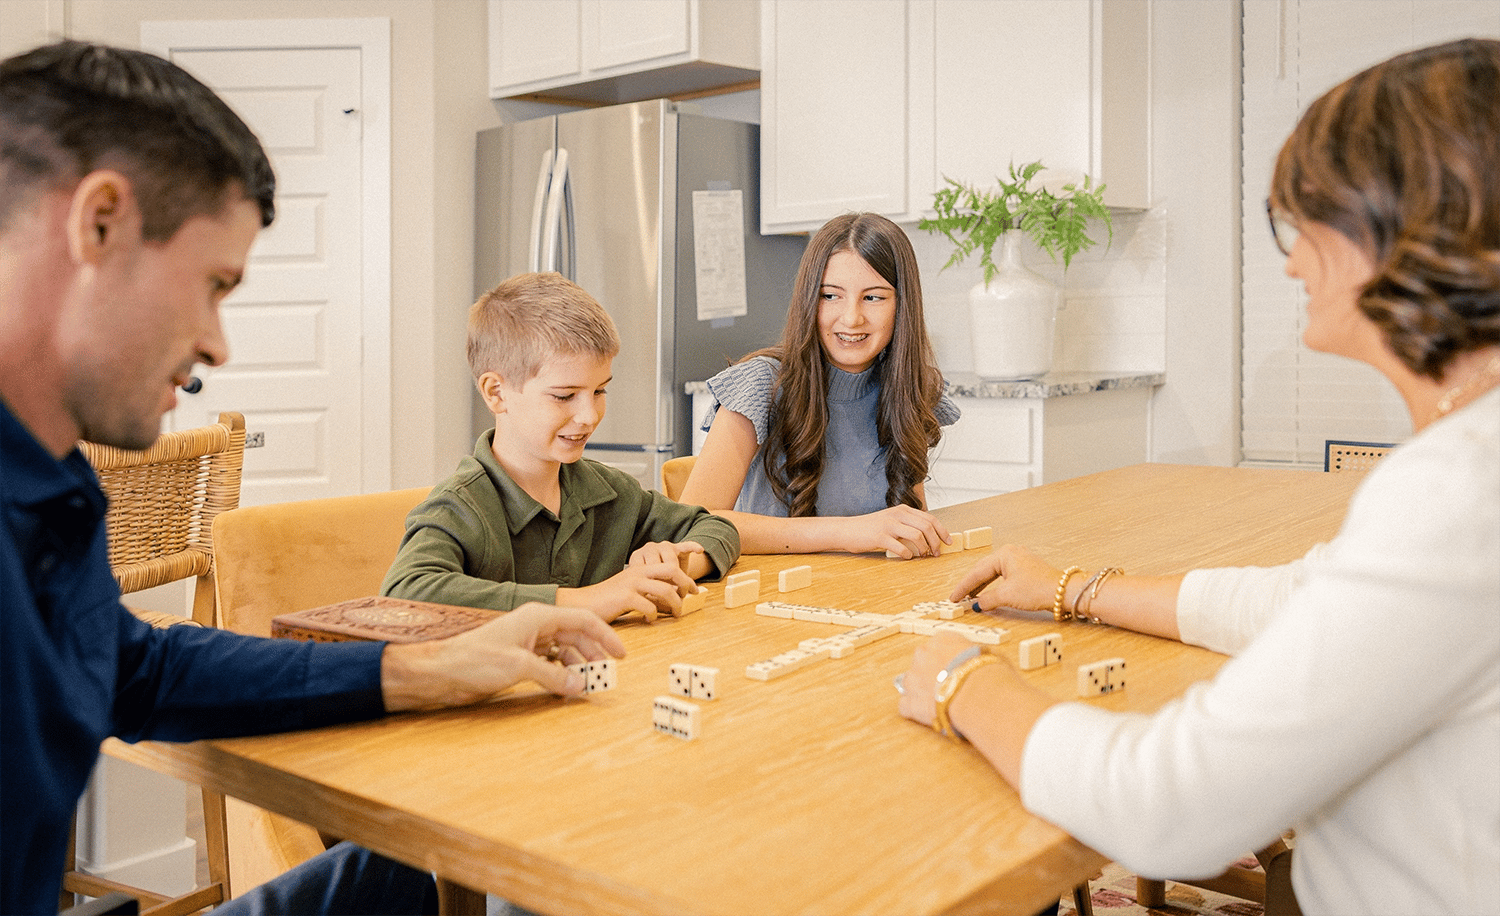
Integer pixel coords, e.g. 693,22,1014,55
700,355,959,517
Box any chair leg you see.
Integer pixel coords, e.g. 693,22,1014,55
1136,877,1167,907
1071,881,1094,916
201,788,231,901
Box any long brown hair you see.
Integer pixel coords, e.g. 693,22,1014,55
747,213,945,516
1270,38,1500,381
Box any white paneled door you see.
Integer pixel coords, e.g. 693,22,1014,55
161,46,367,505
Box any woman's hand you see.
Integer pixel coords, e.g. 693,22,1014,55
949,544,1060,612
896,632,979,727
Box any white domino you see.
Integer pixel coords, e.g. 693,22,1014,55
1018,633,1062,670
724,577,760,608
726,569,761,587
963,526,994,550
568,658,617,692
933,621,1007,645
652,695,701,740
689,666,719,700
1077,657,1127,696
912,600,967,620
778,565,813,592
755,601,795,619
668,663,693,698
677,586,706,616
939,538,965,555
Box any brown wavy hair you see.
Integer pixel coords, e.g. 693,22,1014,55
1270,37,1500,381
747,213,945,516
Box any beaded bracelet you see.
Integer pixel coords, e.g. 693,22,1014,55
933,653,1001,742
1052,566,1083,622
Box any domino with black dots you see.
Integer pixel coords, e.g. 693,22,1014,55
1077,657,1127,696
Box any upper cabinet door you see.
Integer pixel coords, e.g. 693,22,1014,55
761,0,1150,234
490,0,582,91
760,0,923,232
587,0,691,70
932,0,1094,192
490,0,759,102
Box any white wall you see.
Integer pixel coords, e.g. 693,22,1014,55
1,0,502,487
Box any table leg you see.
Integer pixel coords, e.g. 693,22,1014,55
437,878,486,915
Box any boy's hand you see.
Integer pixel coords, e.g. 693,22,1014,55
629,539,708,578
557,556,698,623
380,602,626,711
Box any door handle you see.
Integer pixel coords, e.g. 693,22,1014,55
527,150,553,273
540,147,569,273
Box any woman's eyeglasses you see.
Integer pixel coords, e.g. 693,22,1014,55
1265,199,1299,256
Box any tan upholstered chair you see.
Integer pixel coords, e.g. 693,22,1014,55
63,412,246,914
660,455,697,501
209,487,430,894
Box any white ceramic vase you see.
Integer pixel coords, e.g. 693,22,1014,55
968,232,1060,381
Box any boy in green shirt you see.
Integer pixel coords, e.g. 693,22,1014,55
382,272,738,620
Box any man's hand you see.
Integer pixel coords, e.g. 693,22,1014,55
380,602,626,711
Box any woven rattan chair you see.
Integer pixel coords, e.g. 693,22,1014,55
61,412,246,915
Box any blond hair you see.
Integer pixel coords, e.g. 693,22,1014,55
467,272,621,385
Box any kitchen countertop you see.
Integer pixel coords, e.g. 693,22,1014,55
686,371,1163,400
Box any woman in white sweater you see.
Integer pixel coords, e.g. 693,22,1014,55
896,38,1500,916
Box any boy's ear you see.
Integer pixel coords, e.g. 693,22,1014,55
477,370,509,414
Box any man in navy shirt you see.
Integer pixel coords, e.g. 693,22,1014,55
0,41,626,915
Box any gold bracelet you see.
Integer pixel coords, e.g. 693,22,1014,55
1052,566,1083,621
1088,567,1124,620
934,653,1002,742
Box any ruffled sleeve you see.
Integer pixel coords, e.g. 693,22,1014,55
702,356,780,445
935,381,961,427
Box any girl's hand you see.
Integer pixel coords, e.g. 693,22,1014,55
850,504,953,558
949,544,1059,612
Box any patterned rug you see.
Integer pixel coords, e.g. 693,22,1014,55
1059,859,1265,916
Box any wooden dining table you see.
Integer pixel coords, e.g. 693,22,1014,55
112,463,1364,915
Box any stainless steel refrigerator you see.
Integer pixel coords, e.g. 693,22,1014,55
474,99,807,490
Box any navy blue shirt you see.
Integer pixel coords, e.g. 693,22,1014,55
1,400,389,914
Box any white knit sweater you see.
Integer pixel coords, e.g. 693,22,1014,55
1021,387,1500,916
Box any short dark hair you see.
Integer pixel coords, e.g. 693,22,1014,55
0,40,275,239
1271,38,1500,380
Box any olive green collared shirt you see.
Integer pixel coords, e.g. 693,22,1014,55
381,430,739,611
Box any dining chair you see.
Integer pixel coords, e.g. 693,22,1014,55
209,486,431,893
661,454,697,500
1134,835,1296,914
1323,440,1394,473
62,412,246,915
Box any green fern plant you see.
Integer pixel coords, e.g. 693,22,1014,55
918,161,1113,284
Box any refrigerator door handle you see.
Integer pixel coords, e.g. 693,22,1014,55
540,147,570,272
527,150,553,273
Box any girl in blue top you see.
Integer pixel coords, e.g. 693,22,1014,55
681,213,960,556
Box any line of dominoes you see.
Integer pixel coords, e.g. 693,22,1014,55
745,600,1008,679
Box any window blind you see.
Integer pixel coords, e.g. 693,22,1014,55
1239,0,1499,468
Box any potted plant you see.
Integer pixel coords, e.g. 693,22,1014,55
918,161,1112,380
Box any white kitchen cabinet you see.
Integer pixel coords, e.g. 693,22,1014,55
761,0,1150,234
489,0,760,103
924,376,1159,508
